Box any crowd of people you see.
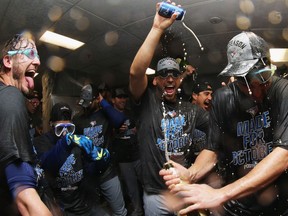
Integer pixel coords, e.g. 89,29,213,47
1,1,288,216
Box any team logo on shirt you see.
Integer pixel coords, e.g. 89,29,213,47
232,111,273,169
56,154,83,189
84,124,104,147
157,113,190,154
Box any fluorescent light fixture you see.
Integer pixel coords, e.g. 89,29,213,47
270,48,288,63
39,31,84,50
146,67,155,75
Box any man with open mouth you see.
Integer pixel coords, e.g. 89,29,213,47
0,33,52,216
129,1,209,215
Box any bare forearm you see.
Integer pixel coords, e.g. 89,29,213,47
219,147,288,202
188,149,218,183
130,27,164,77
129,27,164,99
16,188,52,216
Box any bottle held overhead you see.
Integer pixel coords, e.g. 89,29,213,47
158,2,186,21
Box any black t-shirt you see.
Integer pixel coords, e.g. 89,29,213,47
0,84,35,215
73,109,112,149
34,133,96,216
0,84,35,165
73,109,115,183
134,87,209,194
209,77,288,215
110,108,140,163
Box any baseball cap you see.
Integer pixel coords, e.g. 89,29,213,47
50,102,72,122
112,88,128,98
219,31,270,77
193,81,213,94
156,57,181,76
98,82,109,92
26,90,41,100
78,84,98,108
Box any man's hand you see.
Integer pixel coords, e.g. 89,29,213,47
159,160,191,189
170,183,224,215
221,76,235,86
153,1,179,31
66,133,93,154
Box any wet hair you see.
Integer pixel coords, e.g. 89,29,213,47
0,32,35,71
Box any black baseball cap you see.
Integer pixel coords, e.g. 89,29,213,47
112,88,128,98
26,90,41,100
50,102,72,122
193,81,213,94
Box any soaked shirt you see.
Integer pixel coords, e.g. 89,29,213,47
134,87,209,194
0,84,35,215
208,76,288,215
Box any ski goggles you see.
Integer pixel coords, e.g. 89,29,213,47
54,123,75,137
156,69,182,78
7,48,40,60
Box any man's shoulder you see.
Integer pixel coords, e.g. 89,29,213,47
0,86,25,112
0,85,21,96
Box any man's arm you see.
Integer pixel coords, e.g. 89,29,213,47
16,188,52,216
129,2,177,100
5,161,52,216
100,96,126,128
220,146,288,199
188,149,218,183
160,149,217,187
170,147,288,214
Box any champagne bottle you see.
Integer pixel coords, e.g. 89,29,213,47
176,57,188,73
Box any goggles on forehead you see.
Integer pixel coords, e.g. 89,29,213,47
54,123,75,137
7,48,40,60
237,65,276,85
156,70,182,78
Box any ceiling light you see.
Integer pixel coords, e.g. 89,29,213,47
146,67,155,75
270,48,288,63
39,31,84,50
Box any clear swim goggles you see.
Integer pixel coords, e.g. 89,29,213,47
7,48,40,60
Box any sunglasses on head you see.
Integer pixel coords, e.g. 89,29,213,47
7,48,40,60
54,123,75,137
157,69,182,78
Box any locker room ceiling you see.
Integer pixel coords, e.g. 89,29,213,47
1,0,288,96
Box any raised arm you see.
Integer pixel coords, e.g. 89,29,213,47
129,1,178,100
100,97,126,128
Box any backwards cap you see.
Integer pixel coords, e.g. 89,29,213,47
219,31,270,77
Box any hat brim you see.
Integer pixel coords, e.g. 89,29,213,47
218,59,258,77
